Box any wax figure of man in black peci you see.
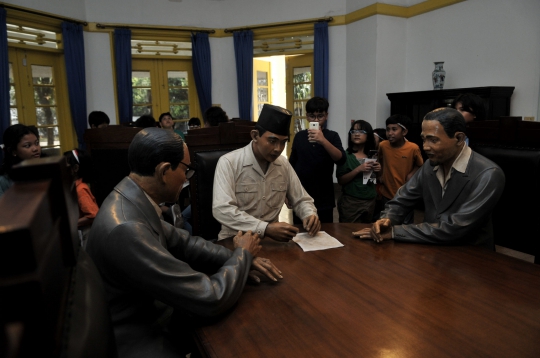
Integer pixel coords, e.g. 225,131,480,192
86,128,282,358
355,108,505,249
213,104,321,242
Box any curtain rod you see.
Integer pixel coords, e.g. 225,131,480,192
224,16,332,33
96,23,215,34
1,4,87,26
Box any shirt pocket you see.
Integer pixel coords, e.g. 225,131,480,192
266,182,287,209
235,183,259,211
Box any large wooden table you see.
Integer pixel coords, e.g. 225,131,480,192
194,223,540,357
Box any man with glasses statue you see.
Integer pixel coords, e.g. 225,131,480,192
86,128,282,357
289,97,346,223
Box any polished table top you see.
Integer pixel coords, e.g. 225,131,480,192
194,223,540,357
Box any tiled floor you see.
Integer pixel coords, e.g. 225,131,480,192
279,184,535,264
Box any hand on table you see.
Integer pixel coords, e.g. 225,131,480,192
302,215,321,236
249,257,283,283
352,219,392,243
265,222,299,242
233,230,261,256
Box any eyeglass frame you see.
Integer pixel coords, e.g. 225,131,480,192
306,112,327,121
179,161,196,179
349,129,367,135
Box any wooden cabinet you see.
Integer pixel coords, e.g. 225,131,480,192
386,86,515,157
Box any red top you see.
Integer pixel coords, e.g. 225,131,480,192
76,178,99,226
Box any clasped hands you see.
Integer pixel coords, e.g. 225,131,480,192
233,230,282,283
353,218,392,243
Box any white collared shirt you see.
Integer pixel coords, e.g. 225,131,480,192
433,144,472,197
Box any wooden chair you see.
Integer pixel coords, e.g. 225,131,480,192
84,125,143,206
0,157,116,357
468,117,540,263
185,120,255,240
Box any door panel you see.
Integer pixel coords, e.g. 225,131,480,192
286,54,313,157
9,48,74,151
253,59,272,120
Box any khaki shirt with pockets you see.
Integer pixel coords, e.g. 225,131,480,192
213,142,316,240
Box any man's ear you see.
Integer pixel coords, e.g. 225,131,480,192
455,132,466,145
155,162,171,183
250,129,260,142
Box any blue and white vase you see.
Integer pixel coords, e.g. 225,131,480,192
432,62,446,90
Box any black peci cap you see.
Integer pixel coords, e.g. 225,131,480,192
257,104,292,136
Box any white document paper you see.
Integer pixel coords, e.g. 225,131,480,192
362,158,377,185
292,231,344,252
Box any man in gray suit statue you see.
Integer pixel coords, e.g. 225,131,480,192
355,107,505,249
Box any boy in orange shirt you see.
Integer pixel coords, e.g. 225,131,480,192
376,115,423,223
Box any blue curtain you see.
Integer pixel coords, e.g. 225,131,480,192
233,30,253,121
314,22,329,100
114,29,132,123
62,22,87,149
191,32,212,116
0,7,10,148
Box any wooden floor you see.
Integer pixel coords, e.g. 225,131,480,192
278,184,535,264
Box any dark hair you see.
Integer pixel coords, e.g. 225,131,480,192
1,124,40,175
423,108,467,138
63,148,94,183
254,124,267,137
373,128,387,141
134,115,157,128
158,112,172,122
347,120,376,155
88,111,110,128
385,114,411,130
451,93,486,121
128,127,184,176
204,107,228,127
188,117,201,126
306,97,329,113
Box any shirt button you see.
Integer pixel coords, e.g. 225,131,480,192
257,230,261,234
262,196,266,200
244,187,248,192
262,179,266,182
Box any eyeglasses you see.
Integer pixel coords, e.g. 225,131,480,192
349,129,367,135
306,113,327,120
179,162,196,179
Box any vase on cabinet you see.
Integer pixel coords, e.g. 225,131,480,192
432,62,446,90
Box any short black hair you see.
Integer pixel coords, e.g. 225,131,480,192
128,128,184,176
306,97,329,113
204,107,228,127
188,117,201,126
63,148,94,183
1,124,40,175
134,115,157,128
88,111,110,127
423,108,467,138
158,112,172,122
451,93,486,121
347,120,376,155
385,114,411,130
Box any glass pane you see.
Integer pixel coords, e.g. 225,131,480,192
294,102,306,117
38,126,60,147
34,86,56,105
31,65,54,85
293,67,311,83
169,88,189,104
170,105,189,119
294,118,307,133
258,88,268,102
9,85,16,105
9,63,14,83
294,84,311,100
257,71,268,86
257,103,264,118
133,88,152,104
132,71,151,86
133,105,152,118
36,107,58,126
168,71,188,86
10,109,18,125
174,121,189,134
